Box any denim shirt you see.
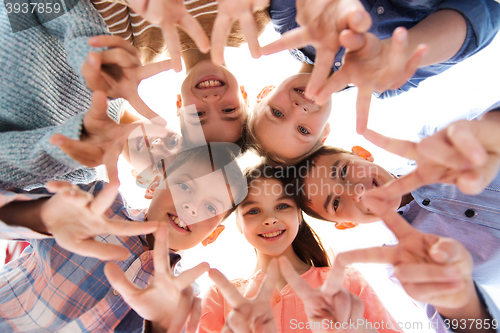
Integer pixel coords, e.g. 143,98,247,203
269,0,500,98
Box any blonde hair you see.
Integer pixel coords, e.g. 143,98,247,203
245,101,324,166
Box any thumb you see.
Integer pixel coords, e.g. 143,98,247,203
429,237,464,264
86,91,110,122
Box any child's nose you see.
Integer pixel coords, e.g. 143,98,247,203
293,102,308,113
263,218,278,226
346,183,364,202
182,203,197,217
202,94,220,103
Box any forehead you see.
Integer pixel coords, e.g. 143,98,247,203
245,177,283,199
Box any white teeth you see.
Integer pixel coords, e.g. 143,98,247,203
295,89,305,95
260,230,284,238
197,80,223,88
169,214,188,230
373,180,378,188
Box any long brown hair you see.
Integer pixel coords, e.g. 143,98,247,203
243,164,331,267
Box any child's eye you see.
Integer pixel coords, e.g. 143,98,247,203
333,197,340,212
298,126,310,135
178,182,190,193
277,203,290,210
168,136,179,149
340,165,348,180
190,111,205,117
246,209,260,215
205,203,217,215
272,109,284,118
222,108,236,113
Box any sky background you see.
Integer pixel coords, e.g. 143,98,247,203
1,22,500,333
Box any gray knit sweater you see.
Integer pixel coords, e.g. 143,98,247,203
0,0,120,190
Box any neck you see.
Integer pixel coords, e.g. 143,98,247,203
299,62,314,74
181,49,227,72
254,245,311,290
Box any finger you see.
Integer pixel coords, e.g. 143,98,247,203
404,281,465,303
226,311,250,333
50,134,102,167
278,257,313,300
89,181,120,214
325,246,398,294
339,29,366,52
186,297,202,333
211,14,233,65
82,53,104,92
446,121,488,167
417,134,473,170
162,24,183,72
386,27,409,86
349,295,365,330
363,172,425,201
256,259,279,302
98,48,141,68
260,27,312,55
332,289,352,324
104,262,142,298
102,140,122,186
364,197,418,239
88,91,111,121
209,269,245,307
355,86,373,134
240,11,261,59
392,43,428,89
88,35,138,56
168,287,194,333
176,262,210,290
71,238,130,261
305,48,336,99
346,8,372,33
456,168,490,195
152,223,170,273
139,59,173,80
395,263,462,283
429,238,469,265
314,68,350,105
45,181,75,193
363,129,419,160
126,94,162,121
178,14,210,54
102,219,160,238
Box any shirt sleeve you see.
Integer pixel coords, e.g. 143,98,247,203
344,267,403,333
199,285,226,333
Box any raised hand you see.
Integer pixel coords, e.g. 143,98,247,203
104,223,209,332
211,0,270,64
363,111,500,197
315,28,428,133
208,260,279,333
40,181,158,261
127,0,210,72
329,200,475,311
278,257,369,333
83,35,172,120
50,91,169,185
260,0,371,99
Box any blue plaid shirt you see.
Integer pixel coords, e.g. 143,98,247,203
0,181,181,333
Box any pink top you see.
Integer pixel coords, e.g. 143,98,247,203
200,266,402,333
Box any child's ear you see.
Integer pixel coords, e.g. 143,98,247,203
202,225,225,246
240,86,249,107
176,94,182,117
321,122,331,143
351,146,374,162
144,176,160,199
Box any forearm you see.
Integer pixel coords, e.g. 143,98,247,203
434,282,495,333
404,9,467,67
0,198,50,234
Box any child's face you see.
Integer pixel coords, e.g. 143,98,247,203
237,178,299,257
147,161,233,250
180,60,245,143
303,153,400,223
254,74,332,160
125,124,183,181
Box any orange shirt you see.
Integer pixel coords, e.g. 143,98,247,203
200,266,402,333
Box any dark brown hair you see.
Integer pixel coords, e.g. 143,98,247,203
243,164,331,267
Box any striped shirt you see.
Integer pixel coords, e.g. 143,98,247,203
0,181,180,333
91,0,270,63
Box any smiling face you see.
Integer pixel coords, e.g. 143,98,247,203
147,160,233,250
237,178,300,257
304,153,400,223
180,60,246,144
253,74,332,161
